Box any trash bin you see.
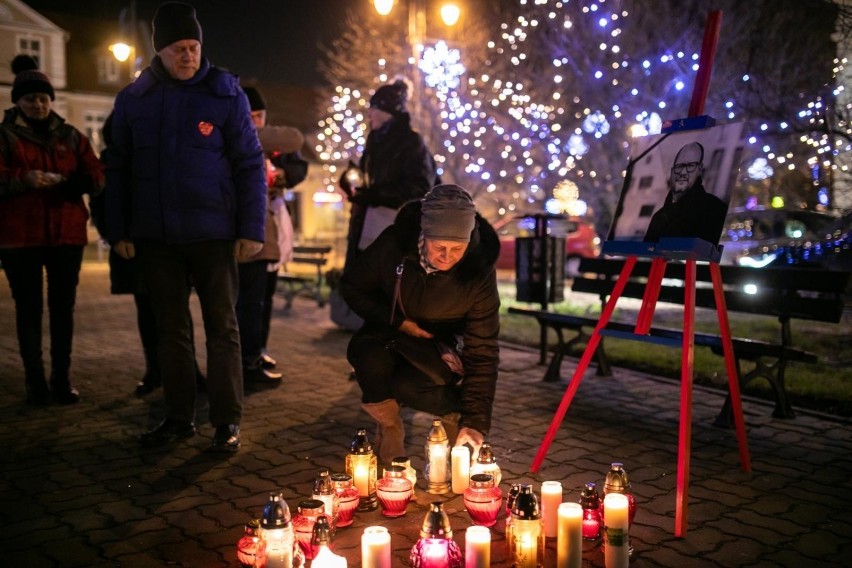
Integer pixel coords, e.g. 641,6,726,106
515,214,565,307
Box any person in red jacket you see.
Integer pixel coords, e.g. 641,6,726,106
0,56,104,405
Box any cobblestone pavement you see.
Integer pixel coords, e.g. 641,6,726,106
1,261,850,567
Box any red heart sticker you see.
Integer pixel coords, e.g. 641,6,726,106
198,121,213,136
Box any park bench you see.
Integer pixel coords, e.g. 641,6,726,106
278,245,332,310
509,256,849,425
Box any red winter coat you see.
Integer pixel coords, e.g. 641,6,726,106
0,107,104,248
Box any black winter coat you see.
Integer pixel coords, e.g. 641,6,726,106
340,200,501,434
346,113,436,261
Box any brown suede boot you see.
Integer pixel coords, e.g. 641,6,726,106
362,400,406,463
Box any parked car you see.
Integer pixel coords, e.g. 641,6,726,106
767,211,851,272
719,207,843,268
494,214,602,276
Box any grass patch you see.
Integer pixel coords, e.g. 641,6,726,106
499,284,852,418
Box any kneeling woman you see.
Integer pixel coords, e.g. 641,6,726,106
340,184,500,463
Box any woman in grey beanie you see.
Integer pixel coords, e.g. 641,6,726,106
339,185,501,463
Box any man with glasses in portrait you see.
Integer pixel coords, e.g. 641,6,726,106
644,141,728,244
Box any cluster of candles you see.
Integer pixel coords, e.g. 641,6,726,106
236,420,637,567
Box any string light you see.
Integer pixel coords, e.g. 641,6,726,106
312,0,846,218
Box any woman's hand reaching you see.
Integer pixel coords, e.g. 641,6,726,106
398,319,434,338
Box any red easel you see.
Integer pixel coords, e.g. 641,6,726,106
528,11,751,538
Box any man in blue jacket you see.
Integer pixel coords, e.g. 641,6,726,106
105,2,266,452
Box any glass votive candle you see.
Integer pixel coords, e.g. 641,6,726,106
292,498,325,559
331,473,360,528
362,526,391,568
465,526,491,568
579,482,602,540
376,464,413,517
463,473,503,527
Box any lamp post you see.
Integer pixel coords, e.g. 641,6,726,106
109,0,140,80
372,0,461,129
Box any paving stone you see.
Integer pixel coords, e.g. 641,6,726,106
1,263,850,567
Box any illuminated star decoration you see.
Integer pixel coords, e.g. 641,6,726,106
420,40,465,91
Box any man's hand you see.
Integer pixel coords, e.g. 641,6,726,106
399,319,434,338
236,239,263,262
455,427,485,460
113,240,135,259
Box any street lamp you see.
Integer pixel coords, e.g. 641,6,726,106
109,42,132,63
372,0,461,129
109,0,140,79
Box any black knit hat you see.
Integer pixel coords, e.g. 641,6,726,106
370,80,408,115
10,55,54,103
152,2,203,52
243,86,266,111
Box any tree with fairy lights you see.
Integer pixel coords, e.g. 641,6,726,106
314,0,849,232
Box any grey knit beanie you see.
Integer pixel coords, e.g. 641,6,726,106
421,184,476,243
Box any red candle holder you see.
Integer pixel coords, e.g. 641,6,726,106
580,482,602,540
376,465,413,517
236,519,266,568
410,502,463,568
292,499,325,559
599,462,637,527
330,473,359,528
463,473,503,527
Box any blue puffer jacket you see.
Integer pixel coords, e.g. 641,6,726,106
105,57,266,245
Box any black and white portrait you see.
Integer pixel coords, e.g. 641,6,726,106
609,122,745,246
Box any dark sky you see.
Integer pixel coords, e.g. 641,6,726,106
23,0,353,87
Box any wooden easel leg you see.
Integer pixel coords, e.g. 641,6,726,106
675,260,697,537
636,257,666,334
529,257,638,472
710,263,752,472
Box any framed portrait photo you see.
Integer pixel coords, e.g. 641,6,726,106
608,122,745,247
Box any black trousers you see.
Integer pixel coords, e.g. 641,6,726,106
135,240,242,426
0,245,83,388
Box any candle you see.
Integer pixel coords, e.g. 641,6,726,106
465,526,491,568
312,545,348,567
540,480,563,538
361,526,391,568
603,493,629,568
451,445,471,494
511,518,542,568
557,502,583,568
429,445,449,489
354,464,369,497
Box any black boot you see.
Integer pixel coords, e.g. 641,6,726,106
50,371,80,405
135,370,162,396
25,373,51,406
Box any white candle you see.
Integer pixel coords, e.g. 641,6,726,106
557,502,583,568
541,480,563,538
361,526,391,568
465,526,491,568
312,544,348,567
603,493,629,568
451,445,471,494
354,464,369,497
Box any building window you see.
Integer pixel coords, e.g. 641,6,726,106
83,112,108,153
97,55,120,84
17,37,41,66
